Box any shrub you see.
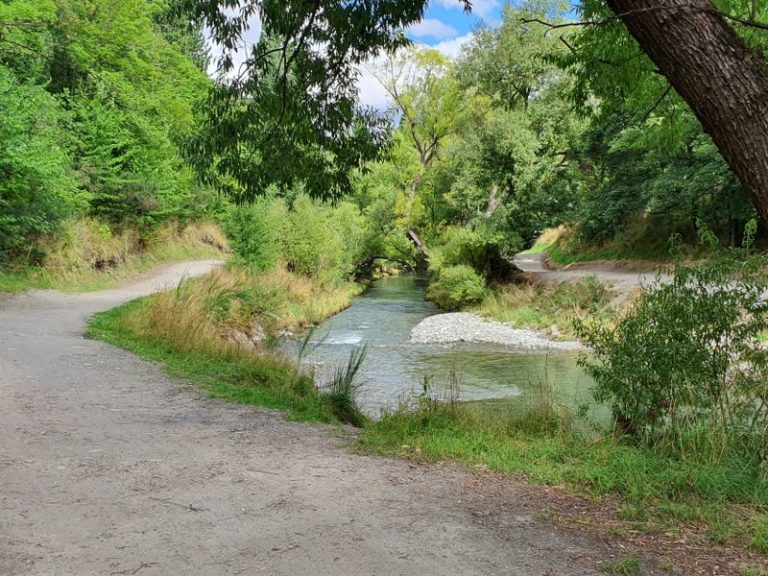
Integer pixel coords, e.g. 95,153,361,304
427,264,487,310
224,199,279,270
0,65,78,261
577,257,768,463
436,226,521,281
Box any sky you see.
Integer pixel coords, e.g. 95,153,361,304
207,1,505,111
358,0,504,109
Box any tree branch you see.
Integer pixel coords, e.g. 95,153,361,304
642,83,674,121
525,4,768,36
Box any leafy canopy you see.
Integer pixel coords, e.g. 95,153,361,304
173,0,468,201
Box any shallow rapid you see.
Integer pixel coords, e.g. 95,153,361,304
283,275,595,414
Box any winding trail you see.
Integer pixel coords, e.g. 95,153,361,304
514,253,670,301
1,261,666,575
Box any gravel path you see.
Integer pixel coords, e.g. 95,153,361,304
0,261,672,575
514,253,670,302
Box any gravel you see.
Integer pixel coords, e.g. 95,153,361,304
410,312,583,350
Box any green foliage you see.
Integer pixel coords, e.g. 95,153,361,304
572,110,752,248
578,257,768,463
324,346,368,428
0,65,77,260
225,192,368,282
224,198,279,270
436,226,522,281
177,0,436,201
427,265,487,310
0,0,216,266
274,195,366,282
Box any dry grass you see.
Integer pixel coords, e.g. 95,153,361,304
474,276,614,337
122,264,362,352
3,219,230,292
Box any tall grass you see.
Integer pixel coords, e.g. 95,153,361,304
474,276,613,337
88,263,365,423
0,219,228,293
324,346,369,427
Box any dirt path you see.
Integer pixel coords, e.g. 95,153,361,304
514,253,670,301
1,261,669,575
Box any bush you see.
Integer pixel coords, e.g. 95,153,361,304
577,257,768,463
427,264,487,310
0,65,78,261
224,199,279,270
436,226,521,281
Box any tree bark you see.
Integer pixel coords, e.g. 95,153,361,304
407,228,429,271
606,0,768,224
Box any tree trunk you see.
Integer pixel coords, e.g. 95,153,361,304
606,0,768,224
407,228,429,271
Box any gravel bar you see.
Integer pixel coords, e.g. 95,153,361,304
409,312,583,350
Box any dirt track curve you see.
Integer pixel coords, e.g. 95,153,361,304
2,260,665,576
514,253,670,302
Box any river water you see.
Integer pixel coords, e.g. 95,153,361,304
283,274,596,415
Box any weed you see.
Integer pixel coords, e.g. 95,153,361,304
324,346,368,427
598,557,643,575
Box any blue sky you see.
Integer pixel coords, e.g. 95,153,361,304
206,1,507,109
408,0,503,45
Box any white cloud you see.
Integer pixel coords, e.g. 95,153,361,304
407,18,458,40
422,32,473,59
357,32,475,111
435,0,499,18
204,11,473,113
205,14,263,79
357,64,392,111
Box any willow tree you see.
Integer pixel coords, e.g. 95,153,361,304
573,0,768,225
176,0,768,227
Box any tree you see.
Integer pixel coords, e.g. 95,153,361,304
375,48,464,216
579,0,768,225
173,0,472,201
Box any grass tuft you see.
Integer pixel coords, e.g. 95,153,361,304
324,346,369,427
598,557,643,575
473,276,613,337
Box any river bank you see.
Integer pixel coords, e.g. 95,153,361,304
82,264,768,573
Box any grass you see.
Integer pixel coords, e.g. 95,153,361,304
88,299,335,422
359,389,768,553
86,263,365,424
0,219,227,294
598,557,643,575
473,276,614,337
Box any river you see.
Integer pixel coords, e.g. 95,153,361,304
283,274,597,415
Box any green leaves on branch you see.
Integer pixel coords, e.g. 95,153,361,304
578,257,768,464
176,0,464,200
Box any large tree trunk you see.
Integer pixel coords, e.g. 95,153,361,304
606,0,768,224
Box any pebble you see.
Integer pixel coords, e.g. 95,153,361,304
409,312,583,350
